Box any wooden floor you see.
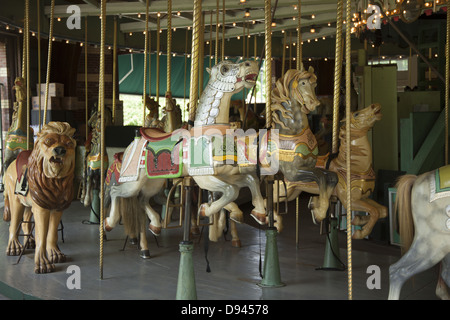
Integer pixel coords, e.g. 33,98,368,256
0,192,442,301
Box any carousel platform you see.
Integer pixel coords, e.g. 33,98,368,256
0,192,441,301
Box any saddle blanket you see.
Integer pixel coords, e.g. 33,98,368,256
118,137,147,183
430,165,450,202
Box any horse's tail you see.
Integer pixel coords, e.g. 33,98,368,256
121,197,145,237
394,174,417,255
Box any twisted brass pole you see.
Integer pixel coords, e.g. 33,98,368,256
99,0,106,280
37,0,41,132
143,0,149,126
332,0,344,154
296,0,302,69
85,18,88,140
345,0,352,301
25,0,30,149
167,0,172,95
112,17,117,125
221,0,225,61
215,0,219,65
44,0,55,126
156,15,160,104
188,0,202,124
265,0,272,129
446,5,449,165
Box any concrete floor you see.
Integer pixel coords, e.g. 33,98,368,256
0,192,442,301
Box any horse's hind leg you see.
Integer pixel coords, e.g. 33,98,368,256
436,254,450,300
389,239,446,299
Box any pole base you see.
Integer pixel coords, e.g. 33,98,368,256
257,228,285,288
317,218,345,271
176,241,197,300
89,189,100,224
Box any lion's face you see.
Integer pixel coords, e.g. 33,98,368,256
39,132,76,179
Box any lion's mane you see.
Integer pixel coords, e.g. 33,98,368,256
27,122,76,211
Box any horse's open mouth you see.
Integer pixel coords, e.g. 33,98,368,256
245,73,257,83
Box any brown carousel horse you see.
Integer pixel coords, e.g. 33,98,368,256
209,66,338,244
271,103,386,240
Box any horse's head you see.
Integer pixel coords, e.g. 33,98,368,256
289,64,320,114
349,103,382,130
206,60,258,94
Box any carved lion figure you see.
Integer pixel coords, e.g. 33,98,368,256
3,121,76,274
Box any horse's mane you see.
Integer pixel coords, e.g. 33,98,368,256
271,69,317,129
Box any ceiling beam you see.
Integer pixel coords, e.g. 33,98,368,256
45,0,337,17
119,4,337,33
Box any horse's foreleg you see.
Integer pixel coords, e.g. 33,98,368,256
230,220,241,248
293,168,337,222
195,176,240,218
105,195,121,231
351,198,387,239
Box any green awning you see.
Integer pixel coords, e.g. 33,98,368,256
118,53,247,100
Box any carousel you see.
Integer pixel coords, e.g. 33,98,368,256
0,0,449,302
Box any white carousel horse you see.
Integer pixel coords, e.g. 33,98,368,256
388,168,450,299
103,60,265,256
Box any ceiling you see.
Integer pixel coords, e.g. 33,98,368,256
0,0,447,58
45,0,447,42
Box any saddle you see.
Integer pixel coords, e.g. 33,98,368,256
430,165,450,202
105,152,123,186
14,150,32,196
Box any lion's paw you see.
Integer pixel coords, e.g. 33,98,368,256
48,249,66,264
6,239,23,256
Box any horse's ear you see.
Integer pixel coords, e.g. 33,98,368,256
206,67,211,75
308,66,314,73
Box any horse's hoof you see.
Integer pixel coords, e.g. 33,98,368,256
140,250,151,259
129,238,138,245
191,226,200,235
250,211,267,225
230,212,244,224
104,219,113,232
198,203,208,218
231,239,242,248
148,224,161,236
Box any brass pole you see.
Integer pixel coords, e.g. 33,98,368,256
215,0,219,65
99,0,106,280
167,0,172,95
297,0,302,69
345,0,352,300
112,16,117,125
85,18,88,141
37,0,41,131
445,4,449,165
156,14,160,104
221,0,225,61
265,0,272,129
44,0,55,126
282,32,286,76
332,0,344,154
188,0,202,124
25,0,30,149
143,0,149,126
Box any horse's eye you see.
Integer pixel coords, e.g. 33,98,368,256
301,81,306,85
354,112,360,117
221,65,229,73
